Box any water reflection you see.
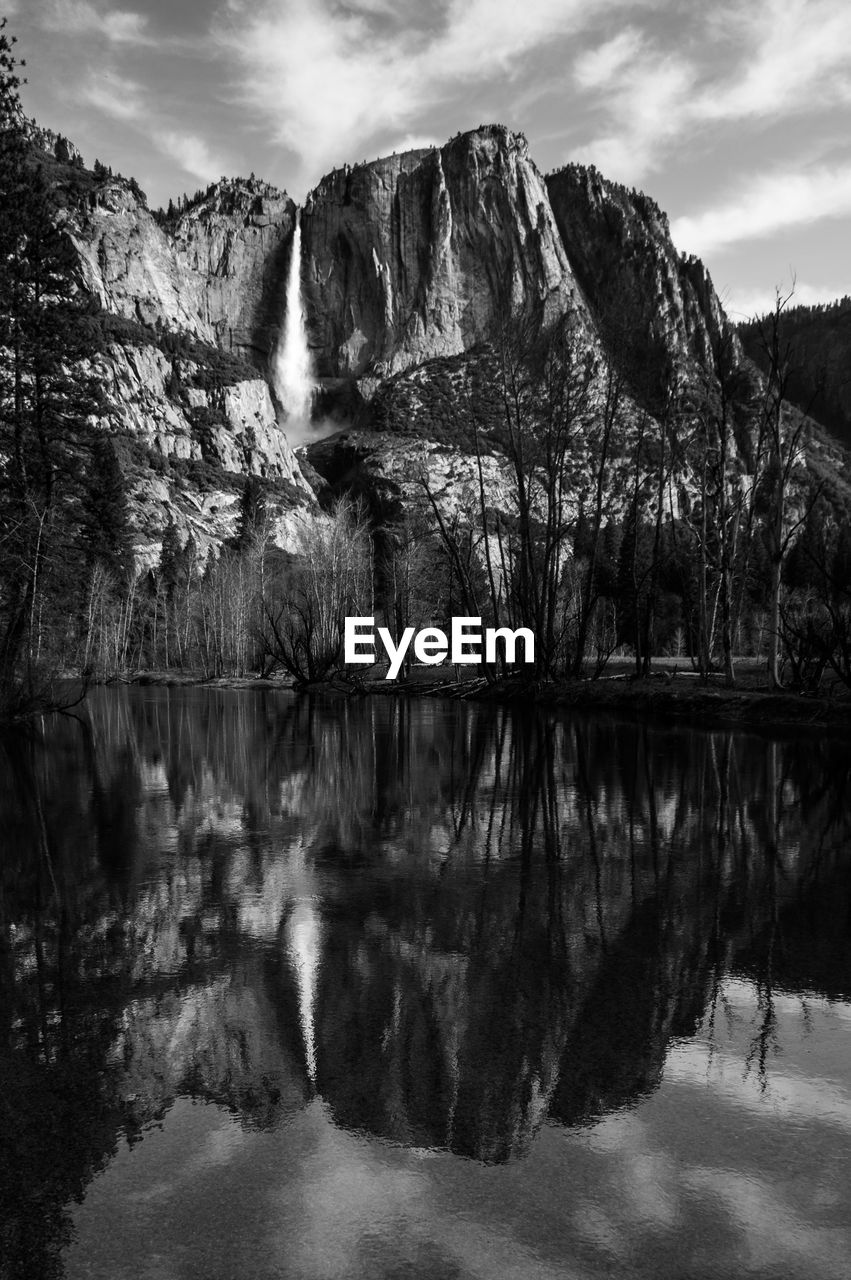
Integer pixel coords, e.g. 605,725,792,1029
1,689,850,1278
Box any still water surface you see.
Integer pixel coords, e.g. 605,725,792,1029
2,688,850,1279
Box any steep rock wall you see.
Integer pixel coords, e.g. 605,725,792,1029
63,178,295,367
48,124,803,568
301,126,591,380
96,342,307,483
545,164,733,385
93,342,317,565
172,182,295,363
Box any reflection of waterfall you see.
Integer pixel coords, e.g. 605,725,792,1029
273,209,314,426
285,899,322,1084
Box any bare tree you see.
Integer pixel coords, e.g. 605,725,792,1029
426,311,597,680
263,497,372,684
755,287,817,690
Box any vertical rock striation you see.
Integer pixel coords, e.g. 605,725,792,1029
301,126,592,380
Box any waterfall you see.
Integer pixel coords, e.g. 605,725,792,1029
273,208,315,426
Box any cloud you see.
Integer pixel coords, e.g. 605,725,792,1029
671,163,851,255
217,0,625,184
695,0,851,123
78,69,229,185
573,29,644,90
572,50,693,183
154,130,227,184
82,71,147,122
382,133,441,157
44,0,152,44
567,0,851,186
718,282,844,323
431,0,600,79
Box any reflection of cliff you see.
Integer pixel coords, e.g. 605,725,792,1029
550,894,714,1128
313,866,572,1162
2,693,851,1272
112,959,310,1132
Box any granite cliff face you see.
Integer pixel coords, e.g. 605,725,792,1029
545,164,732,385
90,338,317,566
172,181,295,363
49,122,737,415
296,132,760,517
301,126,591,382
97,343,300,480
65,176,295,366
36,150,318,560
43,122,775,561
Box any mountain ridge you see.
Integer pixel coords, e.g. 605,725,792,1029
24,119,851,564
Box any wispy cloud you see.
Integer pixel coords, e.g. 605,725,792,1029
572,49,692,182
382,133,441,157
82,71,147,122
696,0,851,123
43,0,851,217
15,0,851,295
217,0,625,184
672,164,851,255
77,71,228,185
573,29,644,91
154,130,227,184
44,0,152,44
572,0,851,187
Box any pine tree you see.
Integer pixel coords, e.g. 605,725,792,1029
234,475,266,551
79,436,133,583
616,503,653,670
158,520,184,598
0,21,102,704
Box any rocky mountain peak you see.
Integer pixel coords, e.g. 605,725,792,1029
168,175,292,230
546,161,731,393
20,110,85,167
301,122,584,386
552,162,670,235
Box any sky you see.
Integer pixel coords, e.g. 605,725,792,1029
7,0,851,320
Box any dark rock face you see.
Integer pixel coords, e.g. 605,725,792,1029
301,126,589,381
545,164,732,391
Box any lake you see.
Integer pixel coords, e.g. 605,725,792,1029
2,687,850,1279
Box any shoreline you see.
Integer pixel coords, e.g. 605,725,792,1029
115,668,851,735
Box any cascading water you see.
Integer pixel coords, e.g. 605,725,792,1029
273,208,315,429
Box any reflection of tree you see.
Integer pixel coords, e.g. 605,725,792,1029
1,729,128,1279
2,691,851,1272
